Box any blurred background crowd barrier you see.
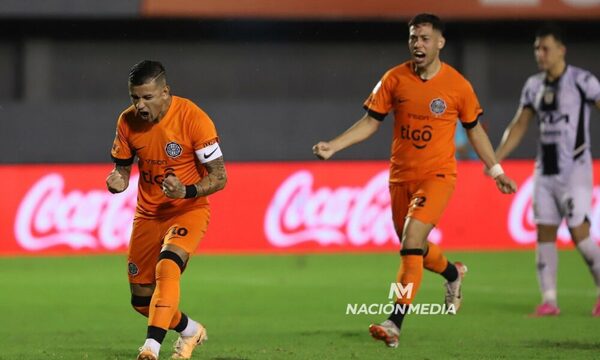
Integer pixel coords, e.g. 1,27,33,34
1,0,599,254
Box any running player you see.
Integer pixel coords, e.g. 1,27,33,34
495,24,600,317
313,13,517,347
106,60,227,359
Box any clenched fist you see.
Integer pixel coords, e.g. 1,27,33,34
162,174,186,199
106,169,128,193
312,141,335,160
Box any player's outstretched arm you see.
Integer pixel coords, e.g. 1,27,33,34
106,165,131,194
312,114,381,160
495,106,534,162
466,121,517,194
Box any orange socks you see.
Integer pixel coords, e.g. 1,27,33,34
396,249,424,305
148,258,181,330
423,241,449,274
134,305,184,330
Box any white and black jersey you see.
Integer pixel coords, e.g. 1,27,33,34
520,65,600,226
520,65,600,177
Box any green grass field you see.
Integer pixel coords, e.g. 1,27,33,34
2,251,599,359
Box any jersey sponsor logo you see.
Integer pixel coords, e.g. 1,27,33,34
542,130,561,137
165,142,183,158
128,262,139,276
539,113,568,124
400,124,433,149
141,167,175,185
144,159,168,165
408,113,429,121
429,98,447,115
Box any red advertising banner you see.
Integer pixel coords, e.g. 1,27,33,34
141,0,600,20
1,161,599,256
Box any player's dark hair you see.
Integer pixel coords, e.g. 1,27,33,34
408,13,445,34
536,23,566,45
128,60,166,86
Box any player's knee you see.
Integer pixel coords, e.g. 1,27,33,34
537,224,559,243
158,250,186,273
569,216,591,243
131,294,151,316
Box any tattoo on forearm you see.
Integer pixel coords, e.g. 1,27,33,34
116,165,132,177
195,157,227,196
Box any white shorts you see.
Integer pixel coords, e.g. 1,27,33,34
533,158,593,227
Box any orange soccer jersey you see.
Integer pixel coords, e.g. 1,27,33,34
111,96,218,218
364,61,483,183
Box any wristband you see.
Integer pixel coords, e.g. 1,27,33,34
488,164,504,178
184,185,198,199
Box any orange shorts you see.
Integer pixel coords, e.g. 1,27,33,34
389,176,456,229
127,206,210,284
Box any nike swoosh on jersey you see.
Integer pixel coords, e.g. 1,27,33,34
203,148,218,159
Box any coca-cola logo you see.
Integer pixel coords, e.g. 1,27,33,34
508,175,600,244
264,170,442,248
15,173,137,251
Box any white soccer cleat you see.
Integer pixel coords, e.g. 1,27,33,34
369,319,400,348
137,346,158,360
445,261,468,313
171,323,208,359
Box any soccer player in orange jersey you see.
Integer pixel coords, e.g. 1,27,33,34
106,60,227,360
313,14,517,348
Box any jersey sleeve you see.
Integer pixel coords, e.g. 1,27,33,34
363,70,396,120
519,78,536,109
110,115,134,166
458,80,483,125
577,71,600,103
187,104,219,150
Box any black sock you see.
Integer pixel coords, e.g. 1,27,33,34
147,325,167,344
441,262,458,282
173,313,189,333
388,305,407,329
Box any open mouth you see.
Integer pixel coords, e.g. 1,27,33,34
139,111,150,118
413,51,426,61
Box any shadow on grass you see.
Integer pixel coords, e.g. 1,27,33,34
524,340,600,351
297,330,362,338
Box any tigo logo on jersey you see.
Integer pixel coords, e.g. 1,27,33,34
429,98,447,116
165,142,183,158
400,124,433,149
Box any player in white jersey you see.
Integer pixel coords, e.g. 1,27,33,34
495,24,600,316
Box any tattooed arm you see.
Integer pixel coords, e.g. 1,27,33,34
161,157,227,199
195,156,227,196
